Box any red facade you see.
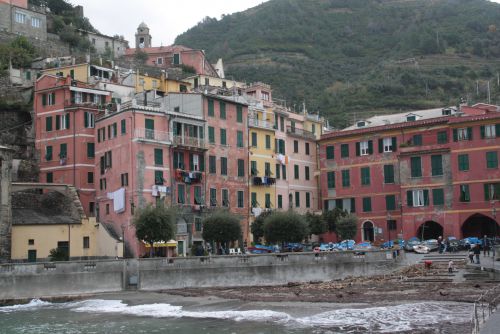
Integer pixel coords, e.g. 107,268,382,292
319,105,500,243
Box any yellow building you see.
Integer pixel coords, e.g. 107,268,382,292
248,103,277,228
11,217,123,261
124,72,191,94
41,63,114,83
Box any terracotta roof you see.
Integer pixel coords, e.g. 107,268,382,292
12,209,79,225
125,45,197,56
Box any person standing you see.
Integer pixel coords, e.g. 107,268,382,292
483,235,490,257
438,236,443,254
473,244,481,264
468,247,475,263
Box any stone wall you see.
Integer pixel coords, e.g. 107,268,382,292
0,250,401,301
0,31,70,58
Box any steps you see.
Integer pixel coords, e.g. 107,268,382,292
418,252,468,264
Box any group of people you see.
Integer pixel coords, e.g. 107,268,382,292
467,235,494,264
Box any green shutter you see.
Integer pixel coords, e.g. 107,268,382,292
189,154,194,171
327,171,335,189
386,195,396,210
220,102,226,119
208,126,215,143
87,143,95,158
361,167,370,185
51,92,55,104
411,157,421,177
70,69,74,79
368,140,373,154
341,144,349,158
356,142,360,156
326,146,334,159
45,116,52,131
378,138,383,153
423,189,429,206
266,135,271,149
342,170,350,187
392,137,397,152
363,197,372,212
154,149,163,165
384,165,394,183
278,195,282,208
42,93,47,106
220,129,226,145
480,125,486,139
46,146,52,161
486,152,498,169
496,124,500,137
467,127,473,140
199,155,205,171
145,118,154,130
55,115,60,130
294,164,299,179
237,131,243,147
350,198,356,213
208,99,214,116
431,155,443,176
65,113,69,129
238,159,245,177
432,188,444,206
458,154,469,171
237,105,243,123
485,184,491,201
84,112,89,128
121,119,126,134
453,129,458,142
407,190,413,207
60,143,67,158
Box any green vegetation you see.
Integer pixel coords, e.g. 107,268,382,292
48,247,68,261
176,0,500,126
133,205,176,257
305,212,327,236
322,208,347,233
335,214,358,240
0,36,37,74
263,211,309,244
202,210,242,244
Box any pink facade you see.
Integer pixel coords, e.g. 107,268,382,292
35,75,110,218
319,105,500,243
0,0,27,8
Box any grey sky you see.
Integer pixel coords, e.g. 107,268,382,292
70,0,269,47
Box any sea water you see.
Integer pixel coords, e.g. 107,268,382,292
0,295,473,333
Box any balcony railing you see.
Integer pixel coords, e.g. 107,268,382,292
286,126,316,139
248,117,275,130
172,135,206,149
134,128,171,143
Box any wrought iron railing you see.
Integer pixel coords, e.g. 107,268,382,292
286,125,316,139
172,135,206,149
134,128,171,142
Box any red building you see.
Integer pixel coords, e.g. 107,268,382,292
35,74,110,217
319,104,500,243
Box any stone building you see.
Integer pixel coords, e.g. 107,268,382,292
0,0,47,41
79,29,129,58
319,104,500,243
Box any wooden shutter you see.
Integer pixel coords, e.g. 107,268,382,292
480,125,485,139
350,198,356,213
355,142,360,156
378,138,383,153
496,124,500,137
189,154,194,171
84,112,88,128
392,137,397,152
368,140,373,154
407,190,413,207
467,127,473,140
65,113,70,129
42,93,46,106
485,184,490,201
453,129,458,142
423,189,429,206
55,115,60,130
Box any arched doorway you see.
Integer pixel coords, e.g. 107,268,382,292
462,213,499,238
417,221,443,240
362,221,374,242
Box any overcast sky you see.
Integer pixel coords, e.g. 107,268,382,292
69,0,269,47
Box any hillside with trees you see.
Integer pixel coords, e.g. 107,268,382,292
175,0,500,126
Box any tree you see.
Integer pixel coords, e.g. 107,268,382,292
263,211,309,245
250,210,273,243
48,247,68,261
306,212,327,236
202,210,242,245
134,50,149,65
133,205,176,257
336,214,358,241
322,208,347,232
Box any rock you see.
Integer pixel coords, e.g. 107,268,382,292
287,282,301,287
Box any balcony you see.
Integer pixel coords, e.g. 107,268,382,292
286,126,316,140
172,135,206,150
248,117,275,130
252,176,276,186
134,128,171,144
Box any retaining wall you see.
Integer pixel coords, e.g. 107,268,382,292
0,250,401,301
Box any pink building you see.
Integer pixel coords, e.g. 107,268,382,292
35,74,110,217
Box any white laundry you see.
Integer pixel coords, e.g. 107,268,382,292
107,188,126,213
152,185,159,196
252,207,262,217
277,154,286,165
158,186,168,193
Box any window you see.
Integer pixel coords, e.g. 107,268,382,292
295,191,300,207
481,124,497,139
28,239,34,245
56,113,70,130
312,124,316,134
276,139,285,154
280,117,285,132
145,119,154,139
100,178,107,190
208,99,214,116
384,165,395,183
208,126,215,144
387,220,397,231
305,143,310,155
121,119,126,134
294,164,299,179
220,102,226,119
458,154,469,171
275,164,281,179
121,173,128,187
195,218,202,231
251,132,257,147
193,186,202,205
251,192,258,207
486,151,498,169
220,129,227,145
154,171,164,185
306,192,311,208
177,184,185,204
209,155,216,174
431,155,443,176
326,145,334,159
210,188,217,206
237,131,244,148
341,170,350,187
251,161,258,176
305,166,310,180
407,189,429,207
237,191,244,208
453,127,472,141
379,137,396,153
411,134,422,146
154,149,163,165
236,105,243,123
87,143,95,158
83,236,90,249
362,197,372,212
265,162,271,177
361,167,370,185
87,172,94,184
59,143,67,159
432,188,444,206
277,194,283,209
31,17,41,28
173,152,184,169
407,115,416,122
341,144,349,158
46,172,53,183
173,53,180,65
290,120,296,133
437,131,448,144
221,157,227,175
360,141,370,155
266,135,271,149
15,12,25,23
484,183,500,201
237,159,245,177
42,92,56,106
410,156,422,178
293,140,299,153
222,189,229,207
45,146,52,161
45,116,52,132
460,184,470,202
386,195,396,210
84,112,95,128
265,193,271,209
156,57,163,65
205,78,209,86
327,171,335,189
282,165,287,180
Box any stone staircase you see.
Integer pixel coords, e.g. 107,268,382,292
402,253,468,283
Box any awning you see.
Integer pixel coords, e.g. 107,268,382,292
166,239,178,247
143,240,177,248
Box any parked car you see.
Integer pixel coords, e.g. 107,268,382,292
423,239,439,251
404,238,421,252
283,243,303,252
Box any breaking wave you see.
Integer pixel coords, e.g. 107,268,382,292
0,299,472,332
